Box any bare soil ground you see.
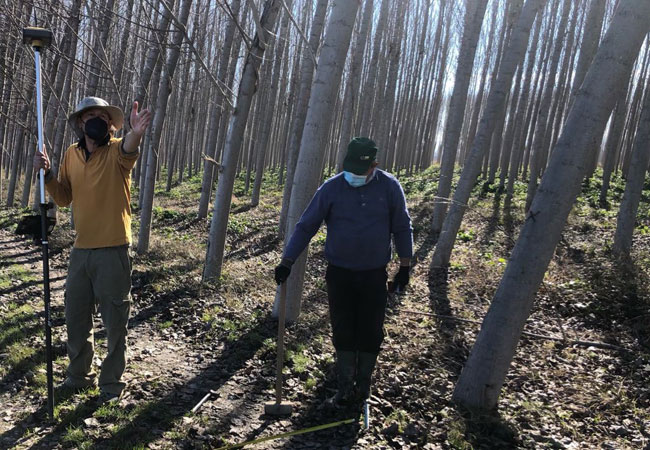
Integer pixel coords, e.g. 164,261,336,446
1,170,649,449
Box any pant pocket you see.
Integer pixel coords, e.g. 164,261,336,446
91,247,132,302
115,246,132,275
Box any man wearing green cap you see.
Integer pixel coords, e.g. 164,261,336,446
275,137,412,407
33,97,151,404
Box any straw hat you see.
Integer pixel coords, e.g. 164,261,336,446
68,97,124,137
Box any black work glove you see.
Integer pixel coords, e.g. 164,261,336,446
392,266,410,293
274,259,293,284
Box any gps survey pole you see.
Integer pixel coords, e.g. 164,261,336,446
23,26,55,421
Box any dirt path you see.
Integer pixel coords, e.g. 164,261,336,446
1,177,650,449
0,226,380,449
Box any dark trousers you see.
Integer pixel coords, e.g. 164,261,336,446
325,264,388,353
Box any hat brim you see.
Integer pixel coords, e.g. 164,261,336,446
68,105,124,137
343,157,374,175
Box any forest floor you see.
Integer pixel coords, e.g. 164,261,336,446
1,168,649,449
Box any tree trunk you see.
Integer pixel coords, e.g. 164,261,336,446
203,0,284,281
275,0,361,322
358,0,390,137
577,0,607,179
431,0,545,268
599,100,627,206
524,0,571,211
278,0,328,237
336,0,374,169
6,94,32,207
452,0,650,412
197,0,242,219
251,12,289,206
613,79,650,257
137,0,193,254
431,0,489,233
86,0,116,94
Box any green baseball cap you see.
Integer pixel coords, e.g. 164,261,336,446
343,137,378,175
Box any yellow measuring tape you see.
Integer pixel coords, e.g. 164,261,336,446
215,417,356,449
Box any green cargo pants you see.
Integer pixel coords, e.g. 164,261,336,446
64,245,132,395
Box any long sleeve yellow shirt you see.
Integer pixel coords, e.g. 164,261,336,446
45,137,139,248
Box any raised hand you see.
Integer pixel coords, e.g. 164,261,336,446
129,101,152,136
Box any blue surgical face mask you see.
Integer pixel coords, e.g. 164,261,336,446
343,171,368,188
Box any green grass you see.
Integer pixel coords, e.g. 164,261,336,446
2,264,40,285
95,402,130,421
62,425,91,448
232,169,284,197
457,228,476,242
54,387,99,422
227,215,250,235
305,377,317,391
106,401,175,448
286,344,311,374
201,305,222,323
0,303,37,342
384,408,410,434
0,303,42,377
447,419,472,450
222,318,245,341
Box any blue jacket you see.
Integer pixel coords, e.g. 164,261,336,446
284,170,413,271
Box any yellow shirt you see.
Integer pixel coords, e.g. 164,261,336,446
45,137,139,248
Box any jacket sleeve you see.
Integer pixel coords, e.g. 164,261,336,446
283,185,330,262
389,179,413,258
117,138,139,172
44,149,72,207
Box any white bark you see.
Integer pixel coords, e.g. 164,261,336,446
278,0,329,238
431,0,545,268
613,78,650,257
251,13,289,207
524,0,572,211
275,0,361,322
197,0,242,219
432,0,489,234
86,0,116,94
337,0,374,169
137,0,193,254
452,0,650,411
203,0,284,281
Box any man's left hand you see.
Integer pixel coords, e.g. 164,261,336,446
130,101,152,136
393,266,410,292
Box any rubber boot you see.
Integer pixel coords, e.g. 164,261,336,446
356,351,378,400
325,351,357,407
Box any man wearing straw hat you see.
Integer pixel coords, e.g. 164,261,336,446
275,137,413,407
33,97,151,404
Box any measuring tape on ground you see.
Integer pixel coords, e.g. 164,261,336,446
215,417,356,449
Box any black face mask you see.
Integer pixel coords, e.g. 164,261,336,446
84,116,109,142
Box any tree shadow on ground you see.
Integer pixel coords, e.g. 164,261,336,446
0,275,66,297
231,203,253,214
479,190,503,248
109,318,275,447
457,406,521,449
555,241,650,351
427,266,470,378
4,312,278,449
0,387,101,448
0,297,66,404
276,292,363,449
502,195,517,250
226,232,280,260
426,240,520,448
0,249,40,269
0,336,67,387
